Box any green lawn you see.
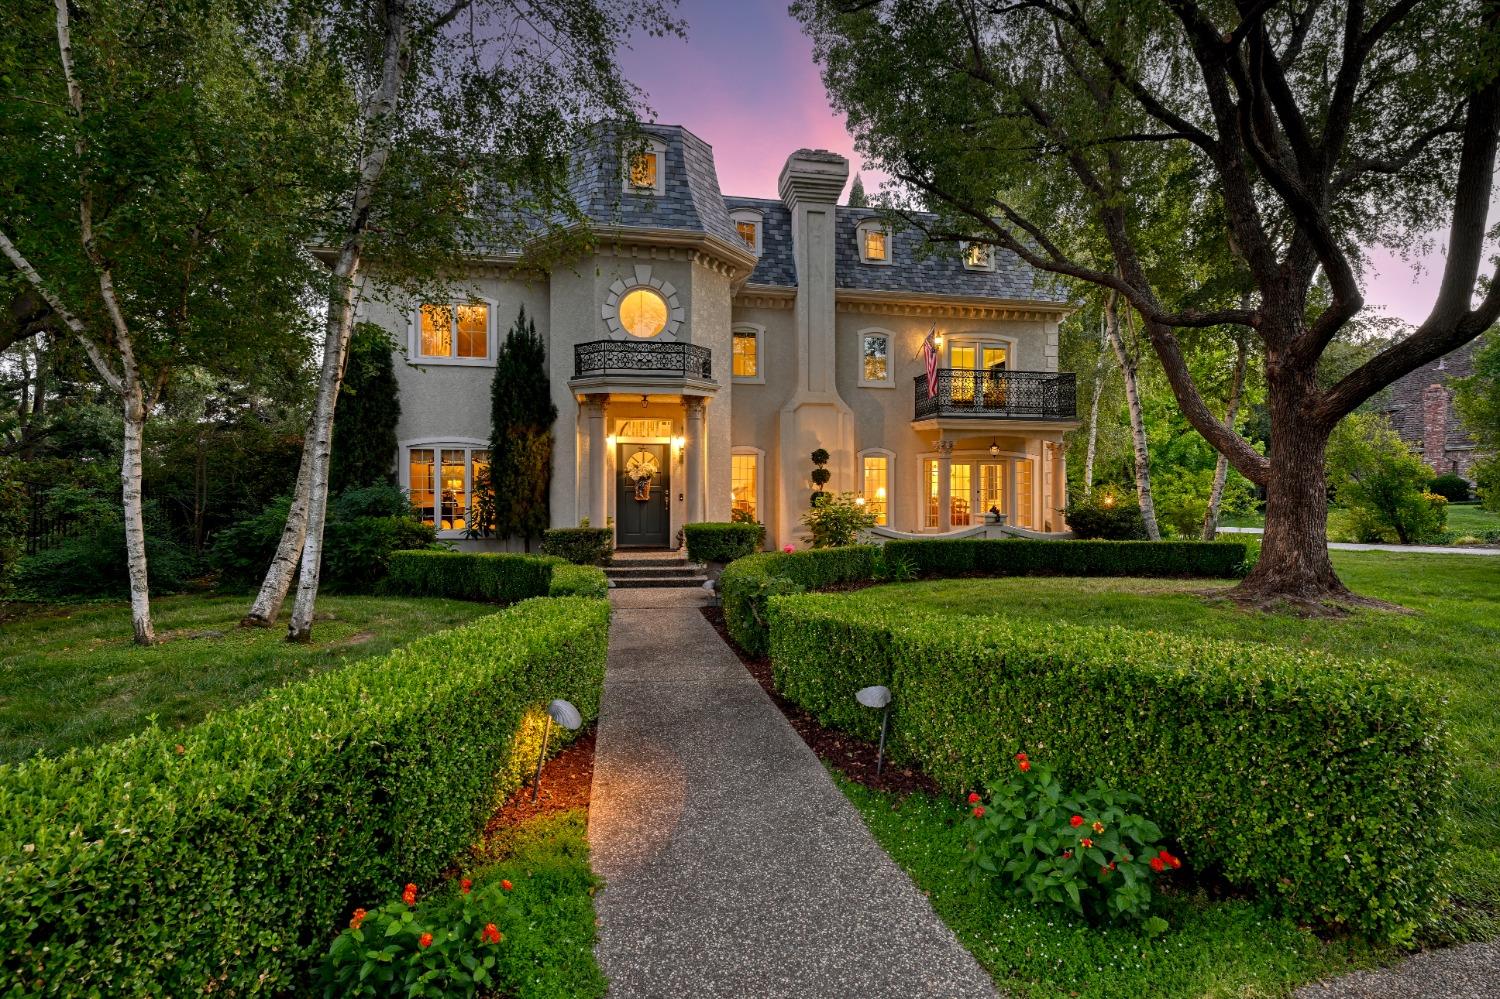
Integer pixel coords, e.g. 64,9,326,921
832,552,1499,992
1222,503,1500,541
0,593,492,763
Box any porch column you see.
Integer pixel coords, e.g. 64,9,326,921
585,394,608,528
936,438,954,533
1049,441,1067,532
684,396,705,525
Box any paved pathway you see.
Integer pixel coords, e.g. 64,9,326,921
1217,526,1500,556
588,586,998,999
1293,939,1500,998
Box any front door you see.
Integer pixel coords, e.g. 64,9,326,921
616,443,671,547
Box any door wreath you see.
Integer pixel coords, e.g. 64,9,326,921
625,449,660,501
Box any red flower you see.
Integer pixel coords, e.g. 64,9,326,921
968,792,981,804
350,908,367,930
1108,862,1117,871
1081,837,1093,848
1091,821,1105,834
972,805,986,818
1014,751,1028,761
402,883,417,906
501,879,513,892
1100,866,1110,876
1070,815,1084,828
483,923,502,944
1062,850,1073,859
1158,849,1171,860
1150,856,1165,872
418,932,433,949
1018,760,1031,772
1167,853,1182,870
460,878,472,894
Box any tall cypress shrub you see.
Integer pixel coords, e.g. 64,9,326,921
489,307,557,549
330,324,400,494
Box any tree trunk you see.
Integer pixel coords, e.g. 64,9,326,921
242,435,312,626
1106,294,1159,538
120,390,155,645
1202,335,1249,540
1081,315,1111,497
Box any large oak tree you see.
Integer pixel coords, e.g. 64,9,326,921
795,0,1500,608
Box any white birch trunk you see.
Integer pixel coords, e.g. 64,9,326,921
285,0,410,641
1106,293,1160,539
1202,335,1249,540
120,390,155,644
242,439,313,626
1081,315,1111,497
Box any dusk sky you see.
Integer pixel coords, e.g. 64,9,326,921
618,0,1464,327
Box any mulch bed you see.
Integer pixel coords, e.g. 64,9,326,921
700,605,938,797
480,727,596,835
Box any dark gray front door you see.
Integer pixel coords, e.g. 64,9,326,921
616,443,671,547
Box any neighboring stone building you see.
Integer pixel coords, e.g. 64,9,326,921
1382,339,1481,479
365,123,1076,551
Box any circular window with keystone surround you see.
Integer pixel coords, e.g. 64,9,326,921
601,266,684,341
618,288,668,339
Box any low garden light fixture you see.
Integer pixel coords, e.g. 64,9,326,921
855,685,893,778
531,698,582,801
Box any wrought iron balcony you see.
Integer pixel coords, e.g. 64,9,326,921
573,339,714,381
914,369,1077,421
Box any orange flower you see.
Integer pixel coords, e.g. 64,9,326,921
1081,837,1093,848
460,878,472,894
402,883,417,906
483,923,502,944
349,908,367,930
418,932,433,949
1091,821,1104,834
1018,759,1030,772
500,879,513,892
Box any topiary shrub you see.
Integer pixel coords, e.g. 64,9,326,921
538,527,614,566
1428,473,1472,503
0,596,610,995
767,595,1449,943
683,521,765,563
1063,493,1149,539
383,551,555,604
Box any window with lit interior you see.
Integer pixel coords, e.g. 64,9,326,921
618,288,669,338
963,242,994,270
418,303,489,360
862,454,889,526
731,452,758,522
732,327,759,379
408,446,490,534
857,221,891,264
861,332,890,385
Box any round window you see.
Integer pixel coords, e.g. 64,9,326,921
618,287,668,338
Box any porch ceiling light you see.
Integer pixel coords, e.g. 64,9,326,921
531,698,582,801
989,440,1000,456
855,685,893,778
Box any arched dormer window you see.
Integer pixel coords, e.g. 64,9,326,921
622,136,667,196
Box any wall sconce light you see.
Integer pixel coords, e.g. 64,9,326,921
606,434,617,449
855,685,893,777
933,334,944,349
531,698,582,801
671,435,685,452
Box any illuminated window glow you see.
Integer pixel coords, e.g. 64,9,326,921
736,220,757,248
419,302,489,360
619,288,668,338
862,455,889,526
733,328,758,378
731,453,758,521
628,151,657,190
862,334,889,383
409,445,489,534
864,229,887,261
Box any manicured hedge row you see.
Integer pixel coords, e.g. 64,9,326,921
767,595,1448,942
0,596,610,995
540,527,615,566
883,538,1248,578
683,521,765,563
383,549,555,603
719,547,880,656
549,562,609,599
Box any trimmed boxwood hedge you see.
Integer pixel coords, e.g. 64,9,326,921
719,547,880,656
540,527,614,566
383,549,555,603
549,562,609,599
683,521,765,563
766,595,1448,942
0,596,610,995
883,538,1248,578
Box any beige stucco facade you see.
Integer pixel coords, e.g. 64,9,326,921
370,127,1075,551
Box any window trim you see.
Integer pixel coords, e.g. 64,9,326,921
731,323,765,384
406,294,499,367
730,446,766,529
856,325,895,389
729,208,764,256
399,437,491,538
858,448,893,527
961,241,996,271
621,136,667,197
856,219,893,266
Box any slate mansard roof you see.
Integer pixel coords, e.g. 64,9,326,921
568,124,1062,303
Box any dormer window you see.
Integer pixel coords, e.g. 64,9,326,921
963,242,995,270
736,220,757,247
857,220,892,265
629,152,657,190
622,136,666,196
729,208,764,255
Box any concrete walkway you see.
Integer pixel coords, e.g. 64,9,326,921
1217,526,1500,555
588,586,998,999
1294,939,1500,998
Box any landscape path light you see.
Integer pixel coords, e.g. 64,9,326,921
532,698,582,801
855,685,893,778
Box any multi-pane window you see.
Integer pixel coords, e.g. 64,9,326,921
1014,458,1034,529
863,228,887,261
732,328,759,379
862,334,889,383
964,242,993,269
736,220,757,248
419,303,489,360
731,453,758,521
862,455,889,526
408,446,490,534
628,151,657,190
924,459,973,528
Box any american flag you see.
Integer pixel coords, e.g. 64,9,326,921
921,324,939,399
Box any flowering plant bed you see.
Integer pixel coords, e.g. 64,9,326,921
966,754,1177,931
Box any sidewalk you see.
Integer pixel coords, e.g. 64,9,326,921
587,586,998,998
1217,526,1500,556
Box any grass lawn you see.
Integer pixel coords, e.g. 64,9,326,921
1222,503,1500,541
832,551,1499,992
0,593,492,763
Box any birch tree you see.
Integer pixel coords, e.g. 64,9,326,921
0,0,326,642
1202,333,1250,539
1105,291,1160,538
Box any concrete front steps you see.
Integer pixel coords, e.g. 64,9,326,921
606,550,709,589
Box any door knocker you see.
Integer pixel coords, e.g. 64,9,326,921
625,449,660,502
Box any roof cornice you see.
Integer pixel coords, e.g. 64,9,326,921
835,287,1074,321
588,225,759,282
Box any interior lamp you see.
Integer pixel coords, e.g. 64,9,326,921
875,486,887,500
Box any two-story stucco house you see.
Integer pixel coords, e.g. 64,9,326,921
366,123,1076,552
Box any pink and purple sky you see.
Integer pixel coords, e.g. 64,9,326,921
618,0,1461,327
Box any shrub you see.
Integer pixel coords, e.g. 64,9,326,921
549,562,608,599
719,546,881,656
1327,412,1443,544
0,596,610,995
766,595,1448,942
1063,493,1149,539
323,516,438,590
882,539,1247,579
383,550,555,603
0,460,23,593
967,754,1176,929
683,521,765,562
801,491,877,547
539,527,614,566
13,506,200,598
1428,473,1472,503
1475,455,1500,512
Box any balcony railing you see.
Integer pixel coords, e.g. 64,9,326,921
573,339,714,381
914,369,1077,421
